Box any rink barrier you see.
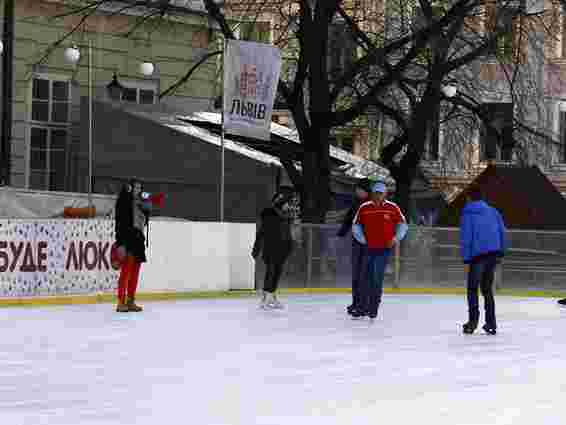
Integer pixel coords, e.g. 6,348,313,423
275,224,566,291
0,219,256,297
1,287,565,308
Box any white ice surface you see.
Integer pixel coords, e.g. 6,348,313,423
1,294,565,425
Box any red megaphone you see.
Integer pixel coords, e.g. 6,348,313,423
149,192,165,208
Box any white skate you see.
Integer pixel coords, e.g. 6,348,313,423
264,293,284,309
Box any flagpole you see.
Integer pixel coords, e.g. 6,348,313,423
220,39,227,223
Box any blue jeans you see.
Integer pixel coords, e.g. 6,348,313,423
361,248,392,317
351,239,368,309
467,253,497,329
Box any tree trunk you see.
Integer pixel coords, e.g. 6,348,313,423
301,125,331,223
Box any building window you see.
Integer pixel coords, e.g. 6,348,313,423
29,127,68,191
29,76,71,191
488,0,525,63
31,77,71,125
479,102,514,161
120,85,156,104
239,21,271,43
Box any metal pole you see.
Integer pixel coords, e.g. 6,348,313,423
1,0,14,186
88,39,93,214
220,119,225,222
220,39,227,222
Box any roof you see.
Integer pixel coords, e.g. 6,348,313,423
177,111,391,182
122,106,390,181
436,164,566,230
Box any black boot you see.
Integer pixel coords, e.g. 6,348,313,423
463,321,477,334
482,324,497,335
558,298,566,306
127,295,143,312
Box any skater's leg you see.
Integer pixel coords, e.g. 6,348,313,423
480,255,497,331
366,249,391,319
465,261,481,331
350,241,366,312
268,260,286,308
127,261,143,312
263,261,276,293
116,257,134,312
352,253,374,317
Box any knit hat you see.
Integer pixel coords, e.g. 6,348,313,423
371,181,387,193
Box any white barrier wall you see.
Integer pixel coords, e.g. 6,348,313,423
0,219,256,297
140,222,256,292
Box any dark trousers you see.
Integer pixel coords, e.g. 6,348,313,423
467,253,497,328
360,248,392,316
351,239,368,308
263,260,286,293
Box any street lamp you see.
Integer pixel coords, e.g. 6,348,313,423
106,73,124,100
139,62,155,77
64,41,94,213
64,45,80,65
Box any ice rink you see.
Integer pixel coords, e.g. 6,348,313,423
1,293,565,425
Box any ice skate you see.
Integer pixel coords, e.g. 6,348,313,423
482,324,497,335
126,296,143,312
258,291,268,309
558,298,566,306
462,321,477,334
116,303,129,313
265,293,284,309
350,309,366,320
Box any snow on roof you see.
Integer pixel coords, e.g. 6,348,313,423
123,107,390,181
178,111,391,181
166,123,282,167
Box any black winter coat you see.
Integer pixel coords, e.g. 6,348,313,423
252,207,293,263
115,194,149,263
337,198,366,238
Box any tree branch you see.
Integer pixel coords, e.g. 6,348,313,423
159,50,223,99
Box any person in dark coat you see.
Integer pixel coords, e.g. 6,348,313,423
337,178,372,316
459,186,507,334
252,190,296,309
114,179,151,312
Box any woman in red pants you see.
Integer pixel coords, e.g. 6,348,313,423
114,179,151,312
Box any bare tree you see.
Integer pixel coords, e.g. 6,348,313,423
43,0,565,220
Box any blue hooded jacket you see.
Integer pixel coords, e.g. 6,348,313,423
459,200,507,264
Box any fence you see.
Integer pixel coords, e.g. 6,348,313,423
255,224,566,291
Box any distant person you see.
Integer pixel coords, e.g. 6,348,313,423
252,190,296,309
114,179,151,313
352,181,408,320
337,178,372,316
459,186,507,335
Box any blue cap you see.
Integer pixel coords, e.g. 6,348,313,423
371,182,387,193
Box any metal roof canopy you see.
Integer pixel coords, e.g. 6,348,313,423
177,112,390,181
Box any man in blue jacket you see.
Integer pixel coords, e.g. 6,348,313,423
459,186,507,335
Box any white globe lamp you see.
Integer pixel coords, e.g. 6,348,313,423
442,85,457,98
64,46,81,65
139,62,155,77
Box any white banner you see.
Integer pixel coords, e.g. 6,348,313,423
0,219,119,297
223,40,282,141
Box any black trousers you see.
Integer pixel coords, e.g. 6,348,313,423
263,260,286,293
351,239,368,308
467,253,498,329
